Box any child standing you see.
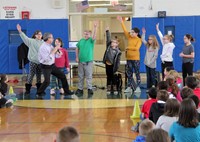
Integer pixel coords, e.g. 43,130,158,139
156,23,175,80
50,38,70,98
117,16,142,93
103,27,121,94
142,28,159,90
179,34,195,86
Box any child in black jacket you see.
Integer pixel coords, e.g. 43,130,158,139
103,27,121,94
149,90,169,124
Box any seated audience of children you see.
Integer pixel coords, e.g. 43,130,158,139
149,90,169,124
169,98,200,142
134,119,155,142
141,87,157,119
180,87,194,100
156,99,180,132
168,70,183,89
146,128,170,142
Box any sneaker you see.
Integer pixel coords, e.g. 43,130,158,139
124,87,132,93
65,90,74,96
113,85,118,95
88,89,93,95
59,88,64,95
50,89,56,96
107,85,111,94
75,89,83,95
135,87,141,93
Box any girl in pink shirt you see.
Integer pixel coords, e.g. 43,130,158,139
50,38,70,97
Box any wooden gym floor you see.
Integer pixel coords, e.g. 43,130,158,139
0,75,147,142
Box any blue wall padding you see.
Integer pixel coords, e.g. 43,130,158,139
132,16,200,72
0,19,68,74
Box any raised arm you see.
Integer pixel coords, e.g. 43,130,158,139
105,27,111,47
142,27,147,45
17,24,33,47
156,23,164,46
92,21,98,40
117,16,129,38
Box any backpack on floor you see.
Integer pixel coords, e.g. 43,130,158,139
114,73,123,91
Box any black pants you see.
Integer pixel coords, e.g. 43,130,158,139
37,64,70,95
106,64,116,86
182,62,193,86
161,61,173,80
146,66,156,89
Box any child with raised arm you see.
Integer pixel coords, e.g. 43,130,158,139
117,16,142,93
156,23,175,80
142,28,159,90
103,27,121,94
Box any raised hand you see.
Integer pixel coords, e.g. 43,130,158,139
16,24,22,32
93,21,98,28
156,23,159,31
117,16,123,23
106,26,109,31
142,27,146,34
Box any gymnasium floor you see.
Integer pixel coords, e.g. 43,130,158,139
0,75,147,142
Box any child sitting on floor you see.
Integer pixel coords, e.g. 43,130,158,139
141,87,157,119
134,119,155,142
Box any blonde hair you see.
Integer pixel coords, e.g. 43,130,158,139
139,119,155,136
168,70,181,79
164,34,174,42
146,35,159,49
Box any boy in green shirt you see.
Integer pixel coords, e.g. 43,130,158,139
75,22,98,96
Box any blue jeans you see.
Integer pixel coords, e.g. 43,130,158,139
126,60,141,90
146,66,156,89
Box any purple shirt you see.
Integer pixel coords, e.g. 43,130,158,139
38,42,55,65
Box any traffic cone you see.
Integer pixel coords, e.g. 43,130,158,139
130,100,141,119
9,86,14,95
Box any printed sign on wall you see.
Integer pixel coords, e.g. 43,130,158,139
1,6,19,19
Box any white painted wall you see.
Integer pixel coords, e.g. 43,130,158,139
134,0,200,17
0,0,67,19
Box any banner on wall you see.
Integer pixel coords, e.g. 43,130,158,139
1,6,19,19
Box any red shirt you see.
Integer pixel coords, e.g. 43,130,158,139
194,88,200,106
55,48,69,68
142,98,157,118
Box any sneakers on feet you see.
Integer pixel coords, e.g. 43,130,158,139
88,89,93,95
50,89,56,96
75,89,83,95
107,85,111,94
124,87,132,93
65,90,74,96
59,88,64,95
135,87,141,93
113,85,118,95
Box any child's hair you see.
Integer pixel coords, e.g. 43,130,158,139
178,98,199,128
0,74,7,83
146,128,170,142
165,67,174,73
185,76,197,89
194,74,200,88
56,126,79,142
55,38,64,47
131,27,141,38
32,30,42,39
166,75,179,97
164,99,180,117
111,39,120,44
164,34,174,42
157,90,169,102
148,87,157,99
157,81,169,91
181,87,194,100
188,95,199,109
168,70,181,79
146,35,159,49
139,119,155,136
185,34,195,42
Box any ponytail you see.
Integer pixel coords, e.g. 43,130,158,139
185,34,195,42
132,27,141,38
